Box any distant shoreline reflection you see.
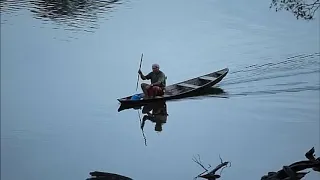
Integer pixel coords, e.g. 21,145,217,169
1,0,124,33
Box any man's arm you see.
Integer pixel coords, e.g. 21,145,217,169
140,73,147,80
139,70,151,80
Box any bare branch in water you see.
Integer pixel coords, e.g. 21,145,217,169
219,154,223,164
192,154,209,171
193,154,210,179
219,163,228,176
261,147,320,180
88,171,133,180
193,154,230,179
211,161,229,175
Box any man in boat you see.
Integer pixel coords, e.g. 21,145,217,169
138,63,166,98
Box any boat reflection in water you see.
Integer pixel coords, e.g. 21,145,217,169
140,101,168,132
118,86,227,132
87,87,226,180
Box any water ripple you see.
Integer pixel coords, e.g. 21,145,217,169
228,85,320,97
218,52,320,97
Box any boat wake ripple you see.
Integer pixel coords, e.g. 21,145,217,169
218,52,320,97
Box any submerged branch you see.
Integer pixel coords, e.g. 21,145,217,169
87,171,133,180
193,154,208,171
193,154,230,180
261,147,320,180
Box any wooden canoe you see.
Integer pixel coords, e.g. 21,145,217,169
117,68,229,106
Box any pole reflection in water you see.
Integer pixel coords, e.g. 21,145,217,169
126,101,168,146
117,87,227,146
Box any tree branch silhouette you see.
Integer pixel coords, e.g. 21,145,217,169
193,154,230,180
261,147,320,180
270,0,320,20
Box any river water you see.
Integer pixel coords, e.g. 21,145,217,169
1,0,319,180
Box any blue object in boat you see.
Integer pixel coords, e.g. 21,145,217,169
131,94,142,100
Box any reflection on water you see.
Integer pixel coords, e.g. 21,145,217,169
140,101,168,133
123,101,168,146
118,87,226,146
29,0,123,32
1,0,124,33
118,87,227,112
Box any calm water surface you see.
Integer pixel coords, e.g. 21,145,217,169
1,0,319,180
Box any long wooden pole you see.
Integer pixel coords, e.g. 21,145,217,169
136,53,144,91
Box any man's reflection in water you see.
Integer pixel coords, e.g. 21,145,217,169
140,101,168,132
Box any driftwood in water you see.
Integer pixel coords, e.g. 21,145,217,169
193,154,231,180
261,147,320,180
87,171,133,180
